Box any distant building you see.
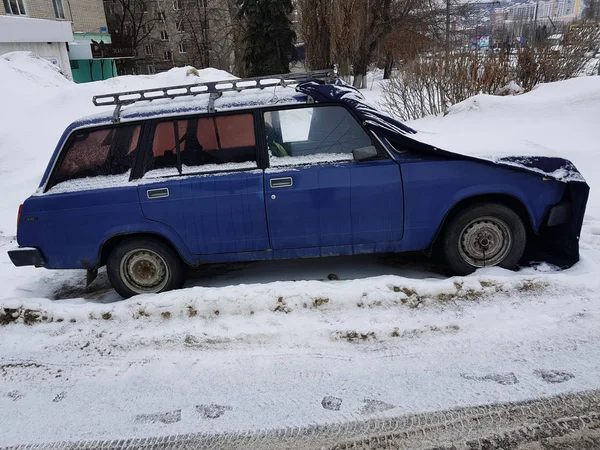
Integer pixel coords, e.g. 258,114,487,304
0,2,72,76
491,0,582,33
0,0,124,82
103,0,235,75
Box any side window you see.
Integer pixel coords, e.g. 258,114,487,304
52,125,141,187
264,106,374,165
144,113,257,177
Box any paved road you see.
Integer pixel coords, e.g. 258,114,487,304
4,390,599,450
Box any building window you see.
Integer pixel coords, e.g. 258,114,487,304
177,20,185,32
52,0,65,18
160,30,169,41
163,51,172,61
157,11,166,20
144,45,153,55
173,0,182,10
3,0,27,15
147,65,156,74
179,42,187,53
140,24,147,34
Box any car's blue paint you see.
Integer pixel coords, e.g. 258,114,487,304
17,99,568,273
18,152,564,271
390,154,565,253
18,187,197,269
264,159,404,250
138,170,270,255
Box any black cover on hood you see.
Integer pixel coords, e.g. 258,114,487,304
296,79,589,269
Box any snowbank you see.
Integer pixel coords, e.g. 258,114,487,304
0,52,72,89
409,76,600,164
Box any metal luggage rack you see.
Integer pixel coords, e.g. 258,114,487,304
92,69,335,123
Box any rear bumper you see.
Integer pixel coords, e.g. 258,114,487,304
8,247,46,267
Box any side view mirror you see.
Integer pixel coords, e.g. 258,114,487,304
353,145,378,162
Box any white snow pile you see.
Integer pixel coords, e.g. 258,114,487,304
0,52,72,89
1,57,600,446
408,76,600,170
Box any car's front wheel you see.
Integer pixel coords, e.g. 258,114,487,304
107,238,185,299
441,203,527,275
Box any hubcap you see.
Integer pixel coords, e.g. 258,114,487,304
119,249,169,294
458,216,513,268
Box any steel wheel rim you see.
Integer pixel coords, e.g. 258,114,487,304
458,216,513,268
119,249,169,294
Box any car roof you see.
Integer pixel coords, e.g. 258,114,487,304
70,85,309,130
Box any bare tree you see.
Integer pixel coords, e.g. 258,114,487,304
297,0,331,70
104,0,160,71
302,0,427,88
583,0,600,22
175,0,237,71
225,0,247,76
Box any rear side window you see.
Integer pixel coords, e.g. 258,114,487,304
51,125,141,187
145,113,257,176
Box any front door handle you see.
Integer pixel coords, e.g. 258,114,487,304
147,188,170,199
270,177,293,188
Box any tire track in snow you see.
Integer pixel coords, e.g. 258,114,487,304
3,389,599,450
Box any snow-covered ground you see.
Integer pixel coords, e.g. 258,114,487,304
1,53,600,447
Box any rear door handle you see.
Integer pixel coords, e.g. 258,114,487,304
270,177,293,188
147,188,170,199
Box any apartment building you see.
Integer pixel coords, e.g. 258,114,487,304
1,1,72,75
104,0,234,75
493,0,582,26
1,0,123,82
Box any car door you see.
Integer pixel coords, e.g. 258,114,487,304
137,112,270,256
262,105,404,253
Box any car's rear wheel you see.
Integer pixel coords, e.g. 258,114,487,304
107,238,185,298
441,203,527,275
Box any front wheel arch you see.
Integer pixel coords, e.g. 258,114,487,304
431,194,534,258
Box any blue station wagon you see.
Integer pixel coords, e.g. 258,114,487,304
8,71,589,298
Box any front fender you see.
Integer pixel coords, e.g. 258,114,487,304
398,158,565,252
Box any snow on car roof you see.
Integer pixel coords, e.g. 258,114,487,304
70,84,308,130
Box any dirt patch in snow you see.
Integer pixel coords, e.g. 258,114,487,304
0,275,555,328
331,330,377,342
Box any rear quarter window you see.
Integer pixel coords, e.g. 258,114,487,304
50,125,141,189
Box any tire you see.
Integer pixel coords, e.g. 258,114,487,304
441,203,527,276
107,238,185,299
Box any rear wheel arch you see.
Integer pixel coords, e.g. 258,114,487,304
432,194,534,253
99,232,194,268
105,236,186,298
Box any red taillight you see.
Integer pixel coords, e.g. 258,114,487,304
17,204,23,227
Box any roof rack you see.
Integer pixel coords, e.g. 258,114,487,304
92,69,335,123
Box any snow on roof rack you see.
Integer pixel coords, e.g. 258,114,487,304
92,69,336,123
